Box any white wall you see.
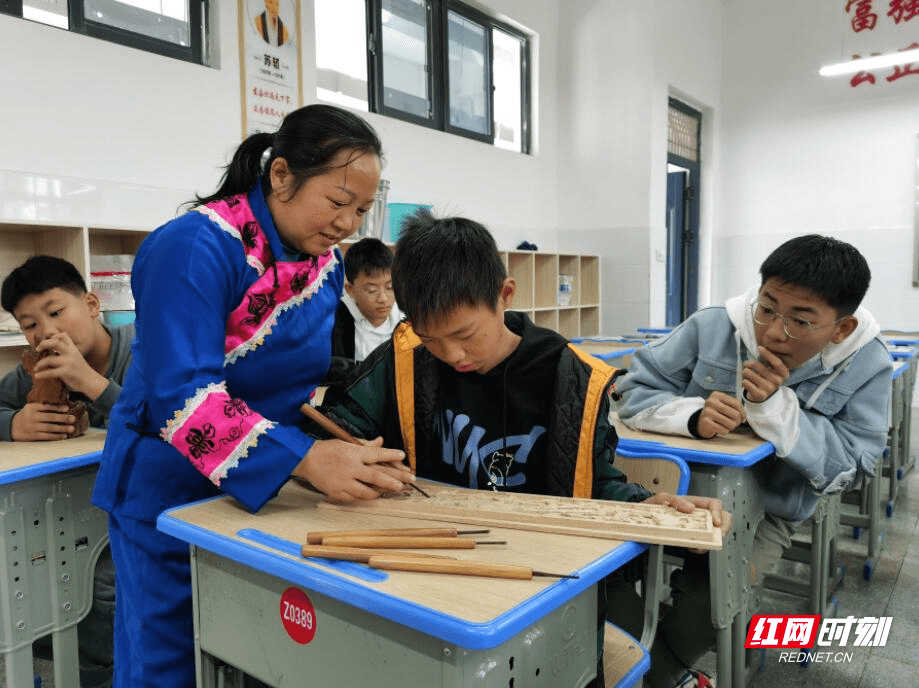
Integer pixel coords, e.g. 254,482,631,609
0,1,562,250
0,11,241,228
717,0,919,329
556,0,725,334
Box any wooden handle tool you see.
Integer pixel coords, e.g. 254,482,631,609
299,403,431,498
300,544,457,563
319,536,505,549
367,556,579,580
306,527,490,545
300,403,370,445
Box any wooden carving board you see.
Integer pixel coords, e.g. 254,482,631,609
320,481,721,550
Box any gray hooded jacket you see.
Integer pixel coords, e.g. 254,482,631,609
616,287,892,521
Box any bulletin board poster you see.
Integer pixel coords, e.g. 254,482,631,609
239,0,303,137
839,1,919,89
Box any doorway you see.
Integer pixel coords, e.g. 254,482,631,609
665,98,701,326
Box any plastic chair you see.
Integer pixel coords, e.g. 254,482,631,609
604,623,651,688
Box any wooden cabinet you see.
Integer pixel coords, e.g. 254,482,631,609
501,250,600,339
0,221,150,374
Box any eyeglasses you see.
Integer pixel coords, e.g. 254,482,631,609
357,285,394,299
750,301,844,340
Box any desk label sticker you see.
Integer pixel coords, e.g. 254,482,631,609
280,587,317,644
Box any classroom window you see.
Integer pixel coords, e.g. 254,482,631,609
381,0,431,121
13,0,208,65
447,9,489,136
315,0,370,111
315,0,531,153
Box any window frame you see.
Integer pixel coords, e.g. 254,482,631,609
5,1,207,65
0,1,23,17
366,0,530,153
69,0,205,64
368,0,439,129
442,2,493,145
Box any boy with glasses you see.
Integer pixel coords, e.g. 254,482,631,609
616,234,892,688
324,237,402,404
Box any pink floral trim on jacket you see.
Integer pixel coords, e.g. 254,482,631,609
195,194,339,365
160,382,274,485
195,197,271,274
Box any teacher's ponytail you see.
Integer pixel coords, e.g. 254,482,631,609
194,131,275,206
191,105,382,208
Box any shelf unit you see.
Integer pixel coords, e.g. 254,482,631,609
0,221,150,374
500,250,600,339
1,229,603,374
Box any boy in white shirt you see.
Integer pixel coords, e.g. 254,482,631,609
324,238,402,403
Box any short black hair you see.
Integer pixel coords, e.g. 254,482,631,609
759,235,870,316
392,210,506,329
344,237,394,283
2,255,88,315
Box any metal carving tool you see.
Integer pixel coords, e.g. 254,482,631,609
367,555,579,580
306,527,490,545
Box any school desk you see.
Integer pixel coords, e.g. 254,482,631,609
157,482,650,688
614,418,774,688
887,345,918,490
570,338,644,368
886,358,912,513
0,429,108,688
837,358,908,582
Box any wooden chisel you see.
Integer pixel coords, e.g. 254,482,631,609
319,536,505,549
367,555,579,580
306,527,490,545
300,544,457,563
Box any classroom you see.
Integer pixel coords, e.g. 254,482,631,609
1,1,918,687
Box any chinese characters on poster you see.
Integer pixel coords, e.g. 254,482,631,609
240,0,302,135
843,0,918,88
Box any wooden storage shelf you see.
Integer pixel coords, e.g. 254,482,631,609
503,249,602,339
502,251,535,310
0,220,152,375
88,225,148,258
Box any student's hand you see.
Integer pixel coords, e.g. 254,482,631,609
697,391,746,438
34,333,109,401
643,492,732,543
742,346,790,403
10,403,75,441
294,436,416,503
